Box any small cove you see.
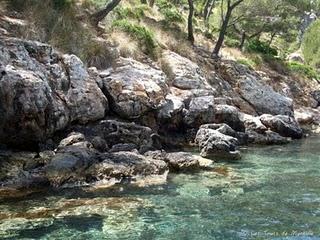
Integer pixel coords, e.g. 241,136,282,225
0,136,320,240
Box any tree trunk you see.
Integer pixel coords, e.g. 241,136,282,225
212,7,231,57
149,0,155,7
187,0,195,44
203,0,211,20
239,31,246,50
268,32,277,46
205,0,215,22
212,0,244,57
90,0,122,27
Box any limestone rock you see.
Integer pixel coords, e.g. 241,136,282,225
311,90,320,107
165,152,200,172
145,151,200,172
238,76,294,116
0,38,108,148
161,50,212,91
45,141,98,187
86,151,168,183
68,119,156,153
195,125,241,161
260,114,303,139
183,95,215,127
241,113,290,144
213,104,245,132
102,58,168,119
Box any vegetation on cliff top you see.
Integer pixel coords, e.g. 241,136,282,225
2,0,320,80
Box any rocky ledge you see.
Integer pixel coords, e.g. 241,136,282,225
0,37,319,196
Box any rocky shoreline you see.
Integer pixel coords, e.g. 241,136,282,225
1,36,320,197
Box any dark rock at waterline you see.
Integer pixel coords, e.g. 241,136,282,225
246,130,290,145
86,151,168,184
260,114,303,139
66,119,157,153
241,114,290,144
145,150,200,172
195,124,241,161
45,141,99,187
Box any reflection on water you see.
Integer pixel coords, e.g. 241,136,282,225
0,136,320,239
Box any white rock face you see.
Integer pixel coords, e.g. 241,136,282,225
161,50,213,90
102,58,168,119
238,75,294,117
218,61,294,116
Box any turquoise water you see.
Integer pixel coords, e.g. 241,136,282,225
1,136,320,239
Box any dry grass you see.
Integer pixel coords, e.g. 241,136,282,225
108,30,140,59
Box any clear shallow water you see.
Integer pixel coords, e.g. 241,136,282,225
1,136,320,240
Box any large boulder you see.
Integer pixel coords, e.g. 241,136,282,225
45,139,99,187
218,61,294,116
0,38,108,148
295,107,320,125
213,104,245,132
101,58,168,119
145,151,200,172
311,90,320,107
161,50,213,91
183,95,215,127
195,125,241,160
238,75,294,116
86,151,168,185
260,114,303,139
241,114,290,144
157,94,185,130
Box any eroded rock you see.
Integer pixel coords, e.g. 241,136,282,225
260,114,303,139
101,58,168,119
195,125,241,161
0,38,108,148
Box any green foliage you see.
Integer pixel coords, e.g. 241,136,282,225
246,39,278,56
52,0,73,10
287,61,320,80
236,58,256,69
115,5,148,20
112,19,156,56
156,0,184,24
302,19,320,69
224,37,240,48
